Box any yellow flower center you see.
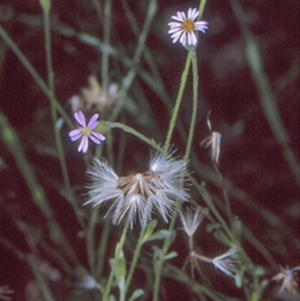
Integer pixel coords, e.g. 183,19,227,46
182,20,195,32
82,127,91,136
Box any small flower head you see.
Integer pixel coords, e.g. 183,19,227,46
272,266,300,295
180,206,208,237
85,150,189,228
69,75,119,113
82,75,120,111
200,132,222,165
168,8,209,47
69,111,105,153
212,247,239,278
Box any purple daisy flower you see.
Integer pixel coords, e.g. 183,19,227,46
69,111,105,153
168,8,209,47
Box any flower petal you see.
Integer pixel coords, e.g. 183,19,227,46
195,21,209,33
89,132,106,144
171,31,183,44
87,113,99,130
78,136,89,153
168,27,182,34
179,32,187,46
74,111,86,127
188,8,199,21
179,11,186,20
168,22,182,29
69,129,83,141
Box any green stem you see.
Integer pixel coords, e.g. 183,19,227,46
190,176,234,241
106,121,161,151
184,53,198,161
101,0,112,89
94,219,111,279
0,25,72,128
27,255,56,301
166,265,240,301
40,1,85,228
0,112,77,262
153,49,199,301
0,113,51,220
198,0,207,18
125,227,146,295
86,208,99,274
153,178,188,300
102,220,130,301
153,53,193,301
41,0,55,93
230,0,300,185
109,0,157,122
164,54,191,152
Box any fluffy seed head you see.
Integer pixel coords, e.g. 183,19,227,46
85,150,189,228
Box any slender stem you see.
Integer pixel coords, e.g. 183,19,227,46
0,25,73,128
40,1,85,228
0,113,51,219
213,162,232,223
153,181,186,300
0,16,81,227
101,0,112,89
109,0,157,122
125,227,146,295
230,0,300,185
165,265,230,301
191,251,212,264
190,176,234,241
102,220,130,301
164,54,191,152
198,0,207,18
106,121,162,151
153,54,194,301
27,255,56,301
153,260,161,301
184,53,198,161
154,50,199,301
86,208,99,274
0,112,77,262
42,2,54,93
94,219,111,279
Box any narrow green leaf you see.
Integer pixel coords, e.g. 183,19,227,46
163,251,178,261
141,220,158,243
128,289,145,301
145,229,174,243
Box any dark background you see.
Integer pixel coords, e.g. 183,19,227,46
0,0,299,300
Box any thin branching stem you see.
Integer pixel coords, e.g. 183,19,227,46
101,0,112,90
109,0,157,122
230,0,300,185
94,219,111,279
106,121,161,151
102,220,130,301
164,53,191,152
0,25,73,128
124,227,146,295
198,0,207,19
184,52,198,161
40,0,85,229
212,162,232,223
